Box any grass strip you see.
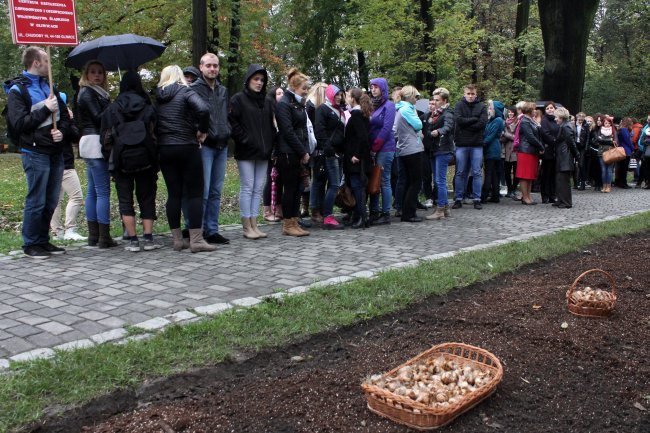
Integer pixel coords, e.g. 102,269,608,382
1,211,649,432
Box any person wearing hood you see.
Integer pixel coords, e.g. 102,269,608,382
452,84,488,210
155,65,214,252
100,71,159,252
539,102,559,203
481,100,505,203
368,77,396,225
229,64,276,239
593,115,618,193
77,60,116,248
314,84,346,229
393,85,424,222
553,107,579,208
191,53,232,245
182,66,200,84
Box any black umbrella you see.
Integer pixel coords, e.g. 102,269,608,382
65,34,166,71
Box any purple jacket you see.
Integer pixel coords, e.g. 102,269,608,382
369,78,396,153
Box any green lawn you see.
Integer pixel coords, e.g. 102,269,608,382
0,153,243,253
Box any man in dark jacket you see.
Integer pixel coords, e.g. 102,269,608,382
452,84,487,210
5,47,72,259
191,53,232,244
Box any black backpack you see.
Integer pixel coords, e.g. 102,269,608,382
2,77,32,146
111,109,155,173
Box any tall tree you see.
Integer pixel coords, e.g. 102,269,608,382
512,0,530,87
226,0,242,95
192,0,207,67
538,0,599,113
416,0,435,93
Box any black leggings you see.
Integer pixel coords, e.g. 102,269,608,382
114,169,158,219
540,158,556,200
482,159,500,200
504,160,518,193
159,145,204,229
400,152,423,219
277,153,303,218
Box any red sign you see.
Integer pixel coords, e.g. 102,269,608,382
8,0,78,46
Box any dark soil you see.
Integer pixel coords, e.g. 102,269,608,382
25,233,650,433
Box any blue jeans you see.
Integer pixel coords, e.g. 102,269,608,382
433,153,453,207
454,147,483,201
322,156,342,217
21,151,64,247
201,145,228,236
599,157,614,184
348,173,367,220
237,159,268,217
370,151,395,214
85,158,111,224
394,156,407,211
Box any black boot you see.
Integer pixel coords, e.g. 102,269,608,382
98,223,118,248
87,220,99,247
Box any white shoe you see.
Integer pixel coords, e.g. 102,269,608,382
423,199,434,209
63,228,87,241
53,229,65,240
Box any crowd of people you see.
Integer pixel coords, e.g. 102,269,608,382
5,46,650,259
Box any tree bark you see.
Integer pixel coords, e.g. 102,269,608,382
226,0,241,96
512,0,530,87
416,0,435,93
192,0,207,67
357,50,369,89
207,0,220,55
538,0,599,114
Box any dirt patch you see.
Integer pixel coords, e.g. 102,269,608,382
25,233,650,433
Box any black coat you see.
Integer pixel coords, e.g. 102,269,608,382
453,99,487,147
540,114,559,160
343,109,371,175
555,122,579,172
77,86,110,136
154,84,209,146
191,77,231,149
229,64,276,161
314,103,345,156
427,107,455,155
574,121,590,151
275,91,308,156
518,116,544,155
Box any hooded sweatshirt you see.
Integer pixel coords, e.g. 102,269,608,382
393,100,423,157
369,78,396,152
483,101,505,160
228,64,276,160
155,83,209,146
314,84,346,156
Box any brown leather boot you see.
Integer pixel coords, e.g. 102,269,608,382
171,228,184,251
293,217,310,236
443,205,451,218
282,218,307,237
189,228,216,252
425,206,446,220
242,217,260,240
263,206,279,222
250,217,267,238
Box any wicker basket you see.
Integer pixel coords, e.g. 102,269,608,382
566,269,617,318
361,343,503,430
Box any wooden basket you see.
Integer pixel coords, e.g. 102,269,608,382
566,269,617,318
361,343,503,430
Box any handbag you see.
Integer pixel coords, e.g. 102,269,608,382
602,144,626,165
335,184,356,209
367,163,382,195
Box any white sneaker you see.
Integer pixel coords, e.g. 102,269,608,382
63,228,87,241
53,229,65,240
423,199,434,209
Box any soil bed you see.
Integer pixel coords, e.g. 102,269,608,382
27,233,650,433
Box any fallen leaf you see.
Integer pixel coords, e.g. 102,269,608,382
625,276,633,281
532,305,542,310
520,377,530,384
560,322,569,329
486,421,504,429
487,262,493,269
633,402,646,411
291,356,305,362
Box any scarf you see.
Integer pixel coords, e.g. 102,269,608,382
601,126,613,137
371,96,384,111
88,84,109,101
430,103,449,125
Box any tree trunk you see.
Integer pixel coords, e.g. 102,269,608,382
538,0,599,114
207,0,220,55
226,0,241,96
357,50,369,89
512,0,530,88
192,0,207,67
416,0,435,93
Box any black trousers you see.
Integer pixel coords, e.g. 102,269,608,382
555,171,572,207
114,169,158,219
277,153,303,218
614,156,630,187
159,145,203,229
481,159,500,200
504,160,518,193
639,157,650,186
421,153,433,200
540,158,556,200
400,152,423,219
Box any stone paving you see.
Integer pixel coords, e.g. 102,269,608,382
0,189,649,365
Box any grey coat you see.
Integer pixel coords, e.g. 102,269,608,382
393,111,424,157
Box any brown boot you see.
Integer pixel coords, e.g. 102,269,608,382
310,208,323,224
189,228,216,252
293,217,310,236
250,217,267,238
282,218,307,237
275,204,284,220
425,206,446,220
443,205,451,218
171,228,184,251
263,206,279,222
242,217,260,240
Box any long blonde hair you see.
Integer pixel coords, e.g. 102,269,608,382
79,61,108,90
307,82,327,108
157,65,188,89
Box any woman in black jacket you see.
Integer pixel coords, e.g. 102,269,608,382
77,61,115,248
275,68,311,237
553,107,579,208
344,88,372,228
155,65,213,252
229,64,276,240
539,102,559,203
516,102,545,205
263,86,285,222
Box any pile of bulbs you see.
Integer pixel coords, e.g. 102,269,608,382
366,356,493,410
571,286,610,303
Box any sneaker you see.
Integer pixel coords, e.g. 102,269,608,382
205,233,230,244
63,228,87,241
23,245,50,260
323,215,344,230
142,238,163,251
124,239,141,252
451,200,462,209
473,201,483,210
40,242,65,254
423,199,434,209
